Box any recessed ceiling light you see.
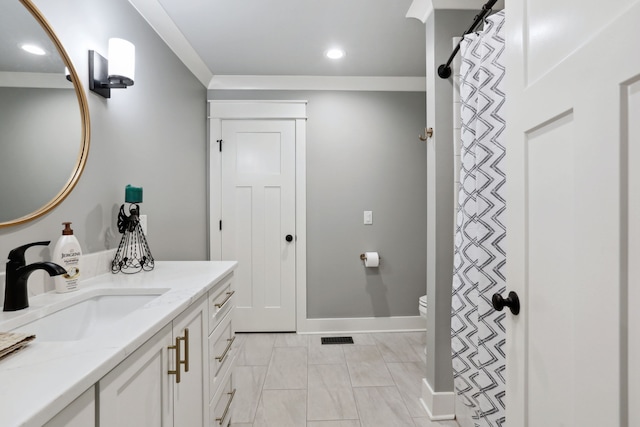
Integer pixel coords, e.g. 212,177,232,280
21,44,46,55
325,48,345,60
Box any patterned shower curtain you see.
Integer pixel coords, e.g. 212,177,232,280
451,10,507,427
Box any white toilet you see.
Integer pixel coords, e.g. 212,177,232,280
419,295,427,356
419,294,427,318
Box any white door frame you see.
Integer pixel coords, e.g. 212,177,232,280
208,100,308,332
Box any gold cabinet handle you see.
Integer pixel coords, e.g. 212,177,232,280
216,388,236,425
215,335,236,363
214,290,235,309
182,328,189,373
168,335,183,383
169,329,190,382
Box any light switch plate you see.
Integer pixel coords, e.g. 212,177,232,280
364,211,373,225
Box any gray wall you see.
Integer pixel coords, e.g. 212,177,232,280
1,0,427,322
210,90,427,318
0,0,208,267
425,9,479,393
0,87,78,222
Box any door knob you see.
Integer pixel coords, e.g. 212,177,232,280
492,291,520,315
285,234,293,242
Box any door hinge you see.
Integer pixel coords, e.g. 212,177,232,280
217,139,223,152
219,220,222,231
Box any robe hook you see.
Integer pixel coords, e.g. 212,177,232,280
419,127,433,141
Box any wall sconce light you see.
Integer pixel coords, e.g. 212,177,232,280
89,38,135,98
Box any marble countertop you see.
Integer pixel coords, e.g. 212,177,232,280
0,260,237,427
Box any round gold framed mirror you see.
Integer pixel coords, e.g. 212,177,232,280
0,0,90,228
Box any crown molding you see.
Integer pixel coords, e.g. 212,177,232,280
406,0,505,23
127,0,213,87
209,75,426,92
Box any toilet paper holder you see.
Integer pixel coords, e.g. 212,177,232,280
360,253,381,262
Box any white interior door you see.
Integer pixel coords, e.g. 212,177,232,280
221,119,296,332
506,1,640,425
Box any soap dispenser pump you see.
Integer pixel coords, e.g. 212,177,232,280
52,222,82,293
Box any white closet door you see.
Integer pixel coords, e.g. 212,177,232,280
221,119,296,332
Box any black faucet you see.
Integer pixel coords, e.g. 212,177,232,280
3,241,67,312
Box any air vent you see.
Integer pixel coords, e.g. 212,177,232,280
321,336,354,345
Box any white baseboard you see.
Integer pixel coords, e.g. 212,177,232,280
420,378,455,421
298,315,425,334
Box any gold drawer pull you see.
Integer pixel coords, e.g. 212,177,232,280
168,335,184,383
214,290,235,309
215,335,236,363
216,388,236,425
182,328,189,373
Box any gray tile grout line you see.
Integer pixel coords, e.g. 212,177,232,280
343,340,362,427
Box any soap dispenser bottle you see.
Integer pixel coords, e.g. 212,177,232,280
52,222,82,293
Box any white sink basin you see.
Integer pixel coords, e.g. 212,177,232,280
8,289,168,342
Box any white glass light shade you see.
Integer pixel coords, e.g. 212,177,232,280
108,38,135,82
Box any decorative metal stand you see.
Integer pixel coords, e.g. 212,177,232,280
111,203,154,274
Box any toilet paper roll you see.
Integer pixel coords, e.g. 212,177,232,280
363,252,380,267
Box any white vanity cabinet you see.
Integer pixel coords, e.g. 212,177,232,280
207,272,237,427
0,262,239,427
43,386,96,427
99,323,173,426
172,295,208,426
98,295,208,427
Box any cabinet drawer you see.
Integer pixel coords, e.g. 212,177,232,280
208,273,234,333
210,374,234,427
209,309,235,401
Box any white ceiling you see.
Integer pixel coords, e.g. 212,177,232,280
155,0,425,77
0,0,64,73
3,0,497,89
134,0,428,87
131,0,501,88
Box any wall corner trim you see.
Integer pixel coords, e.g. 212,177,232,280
420,377,456,421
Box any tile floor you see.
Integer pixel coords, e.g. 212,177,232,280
230,332,460,427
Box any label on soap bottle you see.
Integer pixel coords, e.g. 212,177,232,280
53,235,82,293
60,249,81,290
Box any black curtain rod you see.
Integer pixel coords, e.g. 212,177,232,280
437,0,498,79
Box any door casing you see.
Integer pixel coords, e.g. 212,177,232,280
208,100,308,332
